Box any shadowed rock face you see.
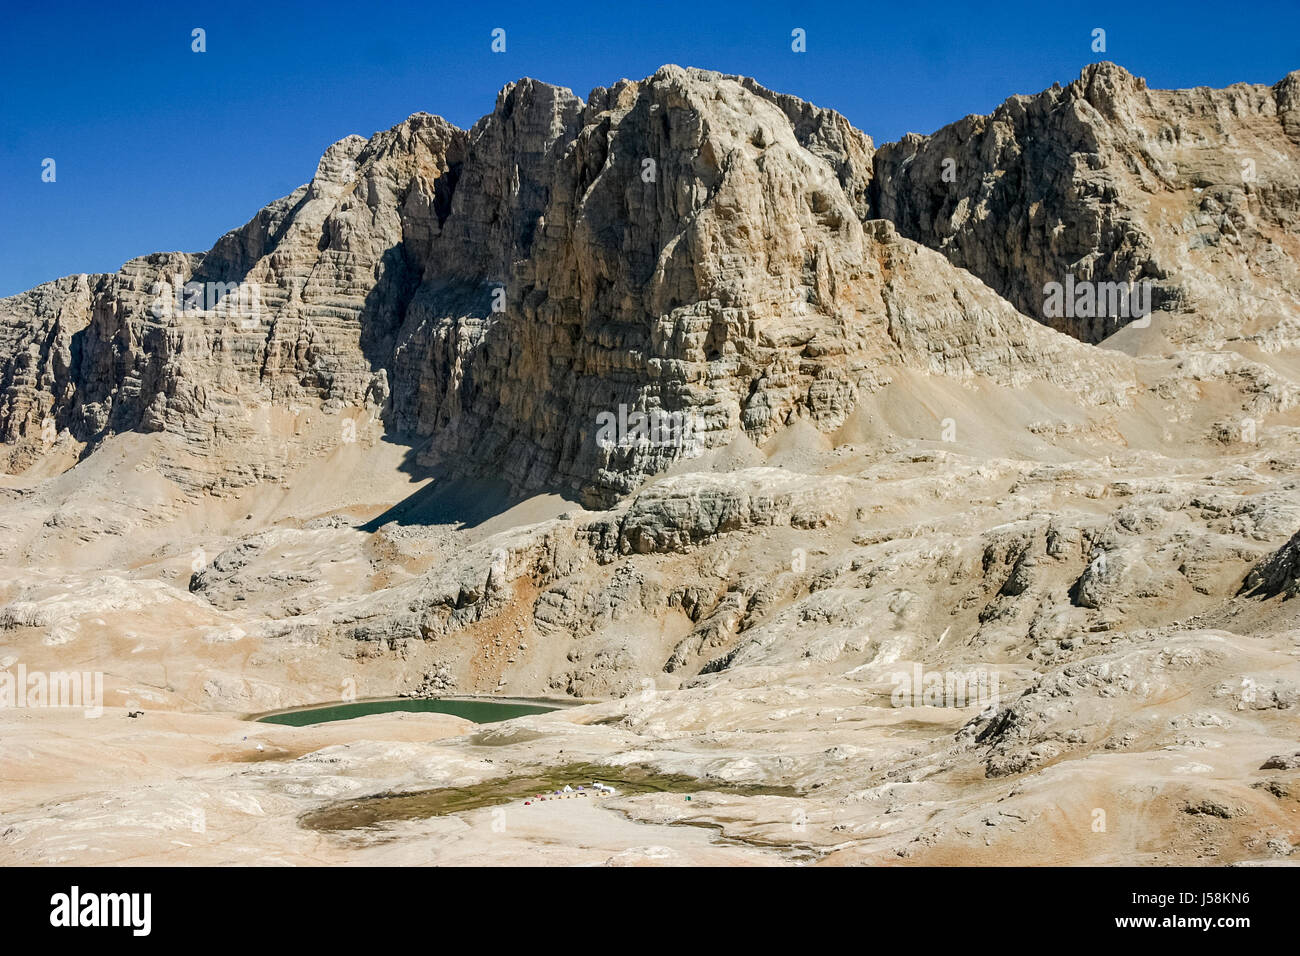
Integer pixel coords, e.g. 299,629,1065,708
1241,527,1300,599
872,62,1300,345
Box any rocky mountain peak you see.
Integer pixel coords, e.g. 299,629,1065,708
1,64,1296,504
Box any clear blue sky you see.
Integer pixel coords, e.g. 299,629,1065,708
2,0,1297,297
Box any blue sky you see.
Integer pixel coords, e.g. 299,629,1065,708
2,0,1297,297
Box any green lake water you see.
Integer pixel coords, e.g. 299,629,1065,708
256,697,558,727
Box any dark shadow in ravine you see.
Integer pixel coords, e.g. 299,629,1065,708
359,471,518,532
355,435,581,533
349,259,584,530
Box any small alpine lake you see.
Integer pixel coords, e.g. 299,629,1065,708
252,696,563,727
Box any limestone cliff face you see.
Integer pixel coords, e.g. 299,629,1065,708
0,273,94,457
872,63,1300,344
7,63,1296,503
387,66,909,502
0,114,468,487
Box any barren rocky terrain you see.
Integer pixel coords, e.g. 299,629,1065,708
1,62,1298,866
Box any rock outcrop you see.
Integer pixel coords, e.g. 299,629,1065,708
873,63,1300,345
1241,527,1300,598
